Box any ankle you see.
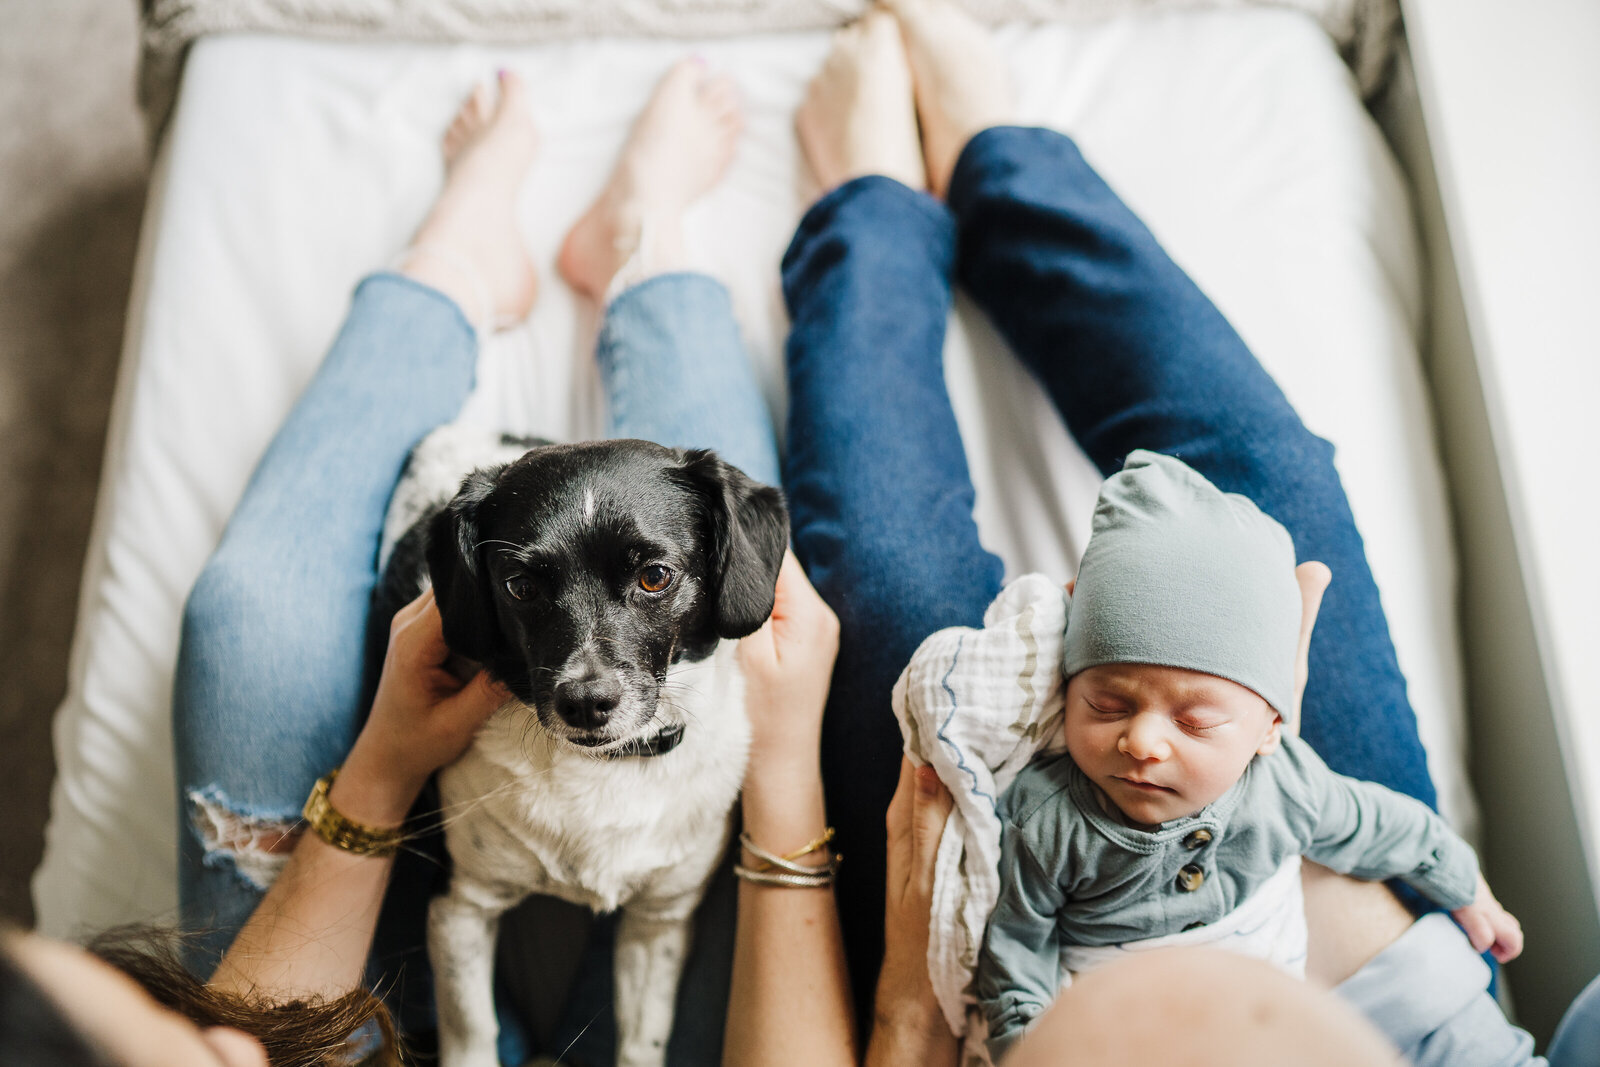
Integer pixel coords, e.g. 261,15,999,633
562,197,690,303
398,243,494,330
594,210,689,300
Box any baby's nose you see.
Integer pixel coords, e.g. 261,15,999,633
1119,716,1171,760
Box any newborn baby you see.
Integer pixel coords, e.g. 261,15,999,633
975,451,1521,1061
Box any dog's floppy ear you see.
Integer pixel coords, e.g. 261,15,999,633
425,465,505,663
678,450,789,639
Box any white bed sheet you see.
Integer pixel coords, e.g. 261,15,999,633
33,10,1472,936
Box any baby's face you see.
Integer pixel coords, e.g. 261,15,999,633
1062,663,1281,827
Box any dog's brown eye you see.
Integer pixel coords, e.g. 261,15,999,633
639,565,673,593
504,575,535,601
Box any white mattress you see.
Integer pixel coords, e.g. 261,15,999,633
33,10,1472,937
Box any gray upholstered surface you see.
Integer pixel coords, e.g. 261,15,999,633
0,0,147,926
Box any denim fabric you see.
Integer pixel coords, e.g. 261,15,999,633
781,176,1007,1022
780,127,1438,1022
598,272,780,487
174,271,776,1065
175,272,480,968
1549,973,1600,1067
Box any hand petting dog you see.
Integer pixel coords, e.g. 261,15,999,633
738,551,840,784
339,589,510,824
210,588,510,1004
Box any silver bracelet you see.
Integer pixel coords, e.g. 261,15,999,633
733,863,836,889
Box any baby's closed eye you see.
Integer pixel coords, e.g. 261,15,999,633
1178,717,1228,733
1085,699,1130,719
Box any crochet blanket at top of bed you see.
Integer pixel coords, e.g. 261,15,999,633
139,0,1398,138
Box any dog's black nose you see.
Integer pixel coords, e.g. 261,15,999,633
554,676,624,731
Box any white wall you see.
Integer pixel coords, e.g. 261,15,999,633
1404,0,1600,887
1396,0,1600,1042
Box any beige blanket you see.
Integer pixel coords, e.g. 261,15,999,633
139,0,1398,140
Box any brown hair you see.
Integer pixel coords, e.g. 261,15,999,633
86,927,404,1067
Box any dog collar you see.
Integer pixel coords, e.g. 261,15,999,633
599,721,686,760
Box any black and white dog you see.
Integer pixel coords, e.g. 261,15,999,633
374,425,787,1067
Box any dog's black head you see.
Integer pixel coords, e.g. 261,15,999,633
425,439,788,748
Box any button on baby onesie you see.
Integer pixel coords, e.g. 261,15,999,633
1177,864,1206,891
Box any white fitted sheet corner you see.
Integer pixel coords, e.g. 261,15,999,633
32,10,1473,935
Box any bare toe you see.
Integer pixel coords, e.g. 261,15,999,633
443,81,495,160
707,79,743,112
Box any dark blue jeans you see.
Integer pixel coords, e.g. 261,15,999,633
782,127,1437,1019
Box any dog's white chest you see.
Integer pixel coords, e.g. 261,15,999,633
437,643,749,914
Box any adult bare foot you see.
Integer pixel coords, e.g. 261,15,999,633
401,71,540,330
559,59,745,301
795,10,926,195
885,0,1014,198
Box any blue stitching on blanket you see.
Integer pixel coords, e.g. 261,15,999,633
937,633,996,811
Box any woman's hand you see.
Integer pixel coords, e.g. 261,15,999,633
336,588,509,825
724,553,857,1067
867,757,958,1067
1452,874,1525,963
212,590,506,1001
737,551,840,785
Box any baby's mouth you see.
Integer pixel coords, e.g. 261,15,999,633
1115,776,1177,794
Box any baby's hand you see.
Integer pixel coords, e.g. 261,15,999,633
1451,874,1524,963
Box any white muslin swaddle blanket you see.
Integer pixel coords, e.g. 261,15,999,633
890,574,1071,1045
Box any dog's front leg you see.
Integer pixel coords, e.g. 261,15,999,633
429,888,509,1067
613,898,698,1067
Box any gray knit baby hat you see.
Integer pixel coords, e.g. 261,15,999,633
1062,450,1302,722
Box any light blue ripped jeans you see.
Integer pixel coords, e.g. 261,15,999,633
173,270,778,1064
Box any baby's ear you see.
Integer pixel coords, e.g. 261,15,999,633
1257,713,1284,756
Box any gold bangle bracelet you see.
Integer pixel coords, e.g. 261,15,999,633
301,769,405,858
780,826,836,863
